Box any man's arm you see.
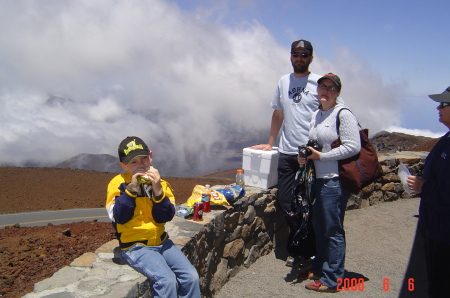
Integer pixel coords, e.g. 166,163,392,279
250,110,283,151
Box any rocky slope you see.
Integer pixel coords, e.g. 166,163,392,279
370,131,437,152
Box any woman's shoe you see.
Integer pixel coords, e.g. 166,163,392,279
297,270,320,280
305,280,338,292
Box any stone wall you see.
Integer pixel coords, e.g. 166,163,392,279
346,151,427,210
181,188,282,297
180,151,429,297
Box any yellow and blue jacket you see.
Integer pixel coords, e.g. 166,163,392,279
106,173,175,250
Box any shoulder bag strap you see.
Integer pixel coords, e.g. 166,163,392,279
335,107,361,136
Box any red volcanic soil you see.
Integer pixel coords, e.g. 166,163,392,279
409,138,439,152
0,167,234,298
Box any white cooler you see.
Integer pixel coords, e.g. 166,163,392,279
242,147,279,189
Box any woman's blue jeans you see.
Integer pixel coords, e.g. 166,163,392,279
122,239,200,298
311,177,350,288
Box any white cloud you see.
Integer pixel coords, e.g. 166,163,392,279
0,0,412,175
87,98,123,123
310,46,404,137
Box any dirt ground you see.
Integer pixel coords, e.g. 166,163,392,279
0,166,234,298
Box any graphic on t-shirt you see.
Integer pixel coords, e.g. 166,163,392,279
290,86,308,104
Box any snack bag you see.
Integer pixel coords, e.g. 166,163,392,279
186,185,229,207
211,185,245,202
210,189,229,205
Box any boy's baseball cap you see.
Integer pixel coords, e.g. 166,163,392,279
118,136,149,164
429,86,450,103
291,39,313,54
318,73,342,90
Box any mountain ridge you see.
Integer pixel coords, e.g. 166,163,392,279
54,153,124,173
51,131,439,174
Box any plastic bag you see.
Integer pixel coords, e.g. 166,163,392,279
211,185,245,202
398,162,413,196
176,206,193,218
186,185,229,207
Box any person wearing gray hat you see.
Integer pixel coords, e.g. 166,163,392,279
407,86,450,297
428,86,450,103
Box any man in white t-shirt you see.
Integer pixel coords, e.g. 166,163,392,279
251,39,321,267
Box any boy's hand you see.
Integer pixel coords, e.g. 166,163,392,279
130,166,163,197
130,169,147,187
143,167,162,197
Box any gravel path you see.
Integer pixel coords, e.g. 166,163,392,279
216,197,427,298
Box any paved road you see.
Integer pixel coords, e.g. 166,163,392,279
0,208,109,228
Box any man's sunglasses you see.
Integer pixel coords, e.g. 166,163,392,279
291,52,310,59
318,84,339,92
439,102,450,109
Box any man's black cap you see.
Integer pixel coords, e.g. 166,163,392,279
291,39,313,54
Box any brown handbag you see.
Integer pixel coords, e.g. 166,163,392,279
330,108,383,192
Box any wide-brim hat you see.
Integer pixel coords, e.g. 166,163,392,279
429,86,450,103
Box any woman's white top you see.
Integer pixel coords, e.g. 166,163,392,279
309,104,361,179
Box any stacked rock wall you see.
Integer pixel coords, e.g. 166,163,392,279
181,188,283,297
180,151,428,297
346,151,427,210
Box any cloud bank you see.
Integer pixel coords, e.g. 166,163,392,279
0,0,403,176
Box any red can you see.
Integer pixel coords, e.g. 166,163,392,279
193,202,204,221
201,193,211,213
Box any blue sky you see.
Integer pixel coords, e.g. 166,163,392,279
176,0,449,135
0,0,448,173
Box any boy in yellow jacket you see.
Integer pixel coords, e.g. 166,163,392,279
106,136,200,297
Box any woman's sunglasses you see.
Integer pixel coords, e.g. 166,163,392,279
318,84,339,92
